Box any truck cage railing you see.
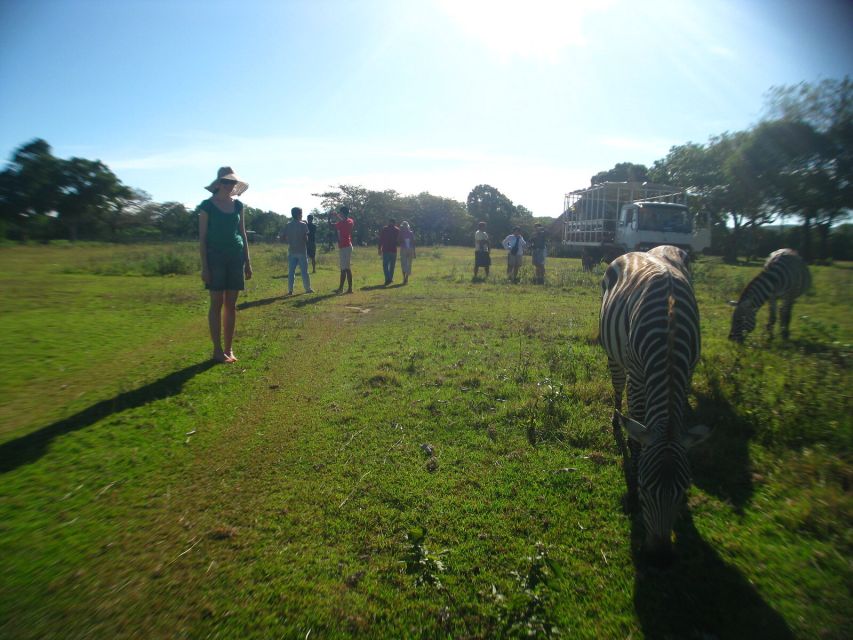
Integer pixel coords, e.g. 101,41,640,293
561,182,687,246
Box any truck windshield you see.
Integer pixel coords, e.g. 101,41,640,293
638,206,692,233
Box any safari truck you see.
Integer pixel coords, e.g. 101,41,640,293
561,182,711,261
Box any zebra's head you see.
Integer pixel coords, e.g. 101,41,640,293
728,300,756,342
620,414,712,556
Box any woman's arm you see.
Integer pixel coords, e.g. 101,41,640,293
199,210,210,285
239,207,252,280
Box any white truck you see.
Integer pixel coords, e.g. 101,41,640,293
561,181,711,261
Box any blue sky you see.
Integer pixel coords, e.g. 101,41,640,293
1,0,851,216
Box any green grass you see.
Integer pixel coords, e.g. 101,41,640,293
0,243,850,639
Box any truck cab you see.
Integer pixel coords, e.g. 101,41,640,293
617,202,710,253
562,182,712,259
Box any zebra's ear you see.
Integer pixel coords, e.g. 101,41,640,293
618,411,651,445
681,424,712,449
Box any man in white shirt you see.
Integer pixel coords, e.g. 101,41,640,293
502,227,526,283
473,221,491,279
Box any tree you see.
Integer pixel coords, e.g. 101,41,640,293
312,184,370,244
650,133,774,262
0,138,61,240
245,207,286,240
763,77,853,260
407,192,471,245
732,120,829,261
590,162,649,185
156,202,196,239
56,157,132,241
466,184,517,239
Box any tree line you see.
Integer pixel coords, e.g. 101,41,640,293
590,77,852,262
0,139,536,247
2,77,850,261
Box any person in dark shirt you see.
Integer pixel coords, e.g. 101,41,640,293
378,218,400,286
306,214,317,273
530,223,547,284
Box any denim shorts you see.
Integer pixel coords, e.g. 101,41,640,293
206,248,245,291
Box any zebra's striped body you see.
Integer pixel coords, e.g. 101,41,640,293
599,252,707,555
729,249,811,342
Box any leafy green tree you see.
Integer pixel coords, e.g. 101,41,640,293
731,120,828,261
56,157,132,241
0,138,61,240
313,184,370,244
650,133,770,261
245,208,286,240
590,162,649,185
466,184,517,239
406,192,471,245
156,202,196,239
763,77,853,259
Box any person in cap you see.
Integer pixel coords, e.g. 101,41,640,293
197,166,252,363
501,226,526,283
474,221,491,280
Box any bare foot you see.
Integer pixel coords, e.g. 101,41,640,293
212,352,229,363
224,351,238,363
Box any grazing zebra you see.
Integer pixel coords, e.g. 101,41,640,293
600,252,710,556
728,248,811,342
647,245,691,282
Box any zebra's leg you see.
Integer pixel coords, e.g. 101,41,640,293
780,297,794,340
625,377,645,503
608,358,627,456
766,296,778,339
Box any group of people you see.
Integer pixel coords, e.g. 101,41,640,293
197,167,419,363
473,221,548,284
198,166,548,364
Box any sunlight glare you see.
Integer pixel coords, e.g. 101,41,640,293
436,0,613,62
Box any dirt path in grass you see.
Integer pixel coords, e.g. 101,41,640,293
31,291,395,638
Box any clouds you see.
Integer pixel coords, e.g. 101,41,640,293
100,132,585,216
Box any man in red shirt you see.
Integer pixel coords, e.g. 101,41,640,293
378,218,400,286
334,206,355,294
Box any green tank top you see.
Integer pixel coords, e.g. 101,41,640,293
201,199,244,254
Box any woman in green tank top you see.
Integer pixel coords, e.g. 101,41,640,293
198,167,252,363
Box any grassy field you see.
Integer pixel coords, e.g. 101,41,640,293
0,242,850,639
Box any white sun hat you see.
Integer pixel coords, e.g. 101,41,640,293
205,166,249,196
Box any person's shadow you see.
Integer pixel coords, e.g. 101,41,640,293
631,511,793,639
0,360,216,474
293,293,337,308
237,295,285,310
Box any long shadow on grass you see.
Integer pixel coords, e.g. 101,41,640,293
237,295,285,310
293,292,337,307
0,360,216,474
632,512,793,639
688,368,755,513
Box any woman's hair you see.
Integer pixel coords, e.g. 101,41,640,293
400,221,410,229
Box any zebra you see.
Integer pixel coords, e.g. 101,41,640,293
728,248,811,342
647,245,692,282
599,252,711,557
